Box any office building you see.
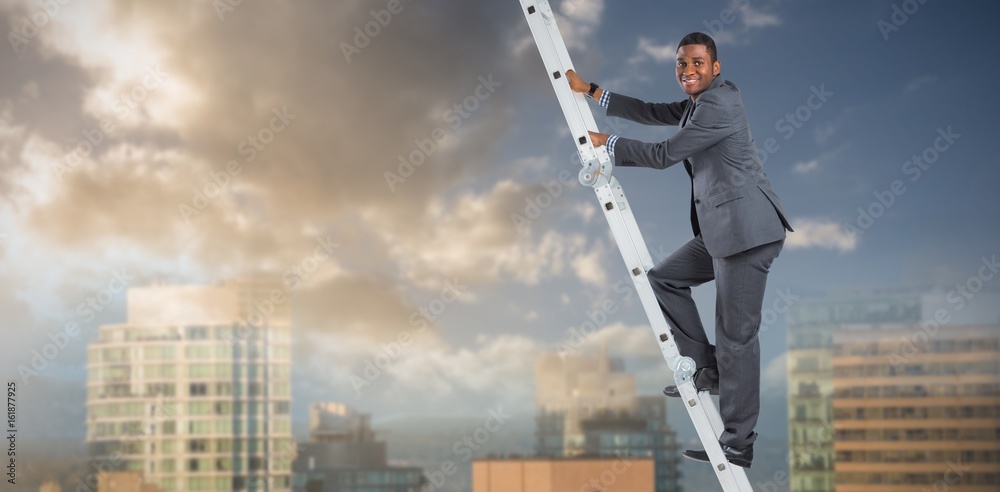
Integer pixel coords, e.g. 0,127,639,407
86,277,293,491
787,287,1000,491
472,456,655,492
98,471,166,492
534,351,680,492
580,396,681,492
534,350,636,455
292,403,426,492
832,324,1000,490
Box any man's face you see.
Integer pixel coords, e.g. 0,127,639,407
676,44,720,97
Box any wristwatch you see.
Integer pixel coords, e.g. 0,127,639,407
588,82,599,97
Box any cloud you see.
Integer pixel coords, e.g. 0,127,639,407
628,37,677,65
789,144,849,175
369,179,598,290
300,322,665,416
707,1,783,47
557,0,605,52
299,329,543,415
740,4,782,29
0,0,565,339
791,159,820,174
902,74,937,95
786,218,858,252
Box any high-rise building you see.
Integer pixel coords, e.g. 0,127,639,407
39,480,61,492
786,287,1000,492
86,277,293,491
97,471,166,492
831,324,1000,490
534,350,636,455
580,396,681,492
534,351,681,492
472,456,655,492
292,403,426,492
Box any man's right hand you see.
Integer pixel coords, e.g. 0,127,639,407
565,69,590,93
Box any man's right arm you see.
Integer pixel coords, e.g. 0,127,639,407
606,92,688,126
565,69,686,126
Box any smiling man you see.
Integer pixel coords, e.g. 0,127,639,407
566,32,793,469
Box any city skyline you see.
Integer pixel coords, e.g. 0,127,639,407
2,1,999,491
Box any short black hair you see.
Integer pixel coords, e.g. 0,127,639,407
677,32,718,63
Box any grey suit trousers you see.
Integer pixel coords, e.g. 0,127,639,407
648,234,784,449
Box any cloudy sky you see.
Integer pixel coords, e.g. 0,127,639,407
1,0,998,448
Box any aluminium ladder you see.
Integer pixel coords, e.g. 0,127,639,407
518,2,754,490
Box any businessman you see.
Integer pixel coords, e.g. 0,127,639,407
567,32,793,468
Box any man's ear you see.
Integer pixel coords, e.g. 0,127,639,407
713,60,721,76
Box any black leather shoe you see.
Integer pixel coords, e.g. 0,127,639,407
682,441,754,469
663,366,719,397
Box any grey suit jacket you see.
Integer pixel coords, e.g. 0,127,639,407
608,75,794,258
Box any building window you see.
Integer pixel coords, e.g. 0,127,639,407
189,383,207,396
186,326,209,340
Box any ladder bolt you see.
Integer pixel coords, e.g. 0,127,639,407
553,71,561,79
717,464,726,471
658,333,668,342
527,5,535,14
579,136,586,144
604,202,613,210
632,267,641,276
688,399,697,407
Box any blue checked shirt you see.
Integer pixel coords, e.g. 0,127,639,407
586,89,618,156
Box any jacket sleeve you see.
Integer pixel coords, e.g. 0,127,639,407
607,92,689,126
613,91,734,170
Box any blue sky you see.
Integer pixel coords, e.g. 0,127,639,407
0,0,997,468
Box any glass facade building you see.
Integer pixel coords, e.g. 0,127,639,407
534,352,681,492
580,396,682,492
86,278,293,491
292,403,426,492
787,287,1000,492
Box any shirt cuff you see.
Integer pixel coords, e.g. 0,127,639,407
586,90,611,108
606,134,619,157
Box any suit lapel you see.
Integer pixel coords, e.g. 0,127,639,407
680,99,694,128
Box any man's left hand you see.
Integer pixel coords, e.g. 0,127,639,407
589,131,610,148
